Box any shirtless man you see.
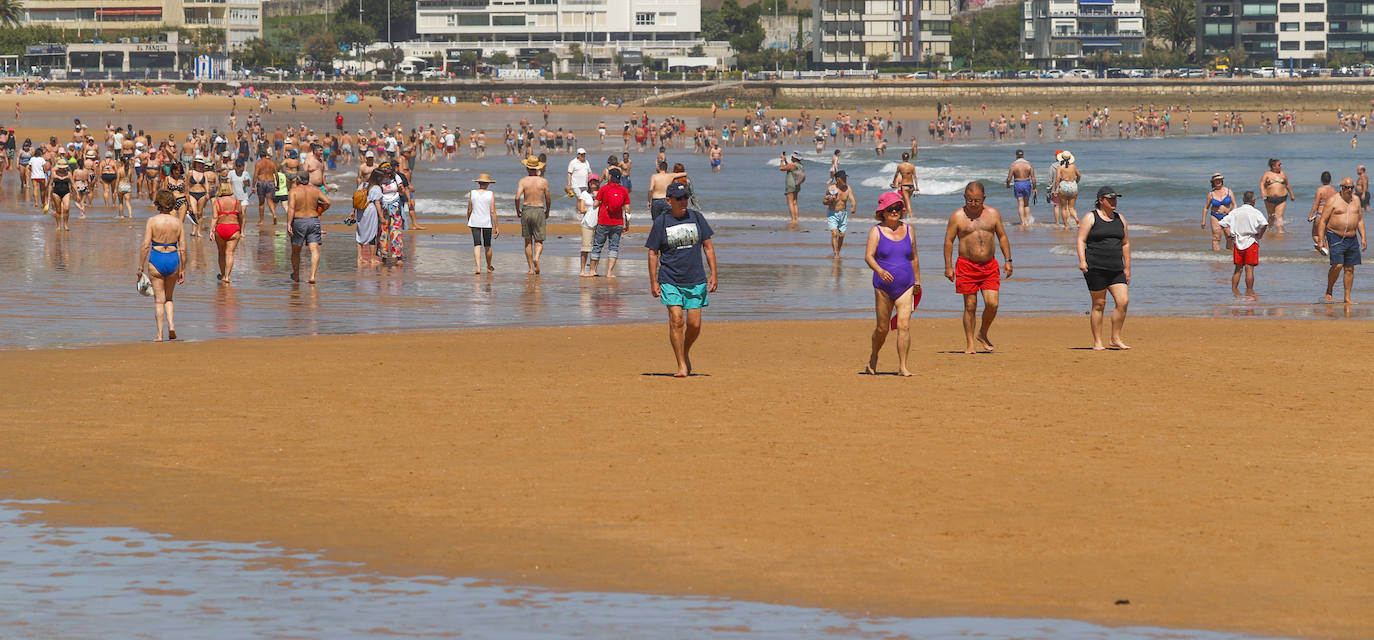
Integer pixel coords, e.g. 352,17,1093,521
823,170,856,258
1004,149,1037,227
1260,158,1294,232
286,173,329,284
646,161,688,220
709,144,723,173
943,182,1014,354
515,156,551,274
1317,177,1367,304
889,152,918,213
357,150,378,188
304,145,325,188
1307,171,1336,251
253,152,278,224
1357,165,1369,213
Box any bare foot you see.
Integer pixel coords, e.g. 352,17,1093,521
977,333,994,352
533,262,541,274
1343,299,1357,305
607,274,617,278
222,278,231,284
473,270,481,275
526,269,534,275
1109,340,1132,350
1091,343,1106,351
1324,293,1335,303
307,279,316,284
897,368,913,377
154,336,163,343
863,362,878,374
487,265,495,272
672,370,689,378
580,271,594,278
289,272,299,282
414,224,427,230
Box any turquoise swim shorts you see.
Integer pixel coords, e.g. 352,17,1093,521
659,282,709,310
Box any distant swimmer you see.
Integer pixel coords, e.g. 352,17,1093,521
1051,150,1081,228
889,151,918,213
1218,191,1268,297
1317,177,1367,304
137,190,185,342
1260,158,1294,232
1075,186,1131,350
864,191,921,376
1203,172,1236,251
943,182,1013,354
1005,149,1036,228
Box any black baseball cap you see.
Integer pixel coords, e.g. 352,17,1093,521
1096,186,1122,199
834,169,848,180
666,182,690,199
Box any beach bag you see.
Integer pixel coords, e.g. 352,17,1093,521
352,188,369,210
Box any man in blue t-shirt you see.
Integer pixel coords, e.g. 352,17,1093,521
645,182,718,378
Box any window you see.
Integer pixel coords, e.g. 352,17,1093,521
1279,2,1298,9
1306,21,1324,30
1205,22,1235,34
1252,21,1275,32
491,13,522,24
658,11,675,25
1204,3,1233,16
1281,40,1300,48
1280,21,1299,30
1242,3,1277,15
635,11,653,25
1304,2,1323,9
924,19,950,35
1306,39,1325,48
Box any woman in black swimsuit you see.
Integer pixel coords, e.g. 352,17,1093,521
99,152,119,206
47,163,74,231
188,157,211,233
1076,185,1132,351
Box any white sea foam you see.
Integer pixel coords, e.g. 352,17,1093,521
1049,245,1325,264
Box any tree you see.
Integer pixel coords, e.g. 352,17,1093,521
868,52,891,68
568,42,586,65
0,0,23,28
459,50,478,76
1147,0,1196,53
304,32,338,69
689,44,705,57
950,5,1019,67
336,0,416,43
331,20,375,51
488,51,511,66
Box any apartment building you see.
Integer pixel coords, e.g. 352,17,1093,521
1020,0,1145,67
1197,1,1366,63
21,0,263,48
812,0,952,68
414,0,700,44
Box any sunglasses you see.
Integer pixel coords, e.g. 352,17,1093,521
1341,185,1355,190
884,205,904,213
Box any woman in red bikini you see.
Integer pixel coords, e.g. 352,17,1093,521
210,182,243,283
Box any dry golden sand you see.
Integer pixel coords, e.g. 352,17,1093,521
1,317,1371,638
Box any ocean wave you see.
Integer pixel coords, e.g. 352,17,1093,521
858,177,971,196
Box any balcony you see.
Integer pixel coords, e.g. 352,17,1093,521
1051,28,1145,38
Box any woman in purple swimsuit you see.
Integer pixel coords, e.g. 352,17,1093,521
864,191,922,376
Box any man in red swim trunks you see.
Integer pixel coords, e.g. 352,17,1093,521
943,181,1014,354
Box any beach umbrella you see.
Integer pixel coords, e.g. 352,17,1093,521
303,89,316,94
357,81,371,86
345,93,359,104
226,80,242,87
381,85,397,91
394,86,406,92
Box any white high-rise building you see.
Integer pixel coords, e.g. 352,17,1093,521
812,0,952,68
414,0,700,44
1020,0,1144,68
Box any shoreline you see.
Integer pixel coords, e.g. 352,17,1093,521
2,316,1370,639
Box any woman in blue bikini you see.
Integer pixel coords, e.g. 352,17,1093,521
864,191,922,377
1202,172,1235,251
138,190,185,342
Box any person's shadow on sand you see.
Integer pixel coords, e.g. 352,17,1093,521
641,372,711,377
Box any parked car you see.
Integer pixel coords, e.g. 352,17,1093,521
903,70,938,79
1182,67,1207,78
1042,69,1065,79
1068,68,1094,79
1253,67,1276,78
420,68,446,79
949,69,974,79
1105,67,1127,78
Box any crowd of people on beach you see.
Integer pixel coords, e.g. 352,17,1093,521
0,94,1366,376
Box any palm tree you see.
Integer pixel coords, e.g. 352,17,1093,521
1150,0,1196,53
0,0,25,28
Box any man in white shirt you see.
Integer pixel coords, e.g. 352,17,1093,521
1218,190,1269,296
567,148,591,197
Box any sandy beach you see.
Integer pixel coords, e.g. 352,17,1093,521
2,316,1370,639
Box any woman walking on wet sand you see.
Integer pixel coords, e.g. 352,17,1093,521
1077,186,1131,351
1260,158,1294,232
1051,150,1081,228
210,183,243,283
1202,172,1235,251
138,190,185,342
864,191,921,376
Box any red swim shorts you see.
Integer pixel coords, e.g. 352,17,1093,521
1233,243,1259,265
955,256,1000,294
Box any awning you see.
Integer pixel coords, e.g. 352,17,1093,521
1077,0,1114,4
97,8,161,16
1081,40,1122,47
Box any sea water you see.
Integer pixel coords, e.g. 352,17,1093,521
0,500,1288,639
